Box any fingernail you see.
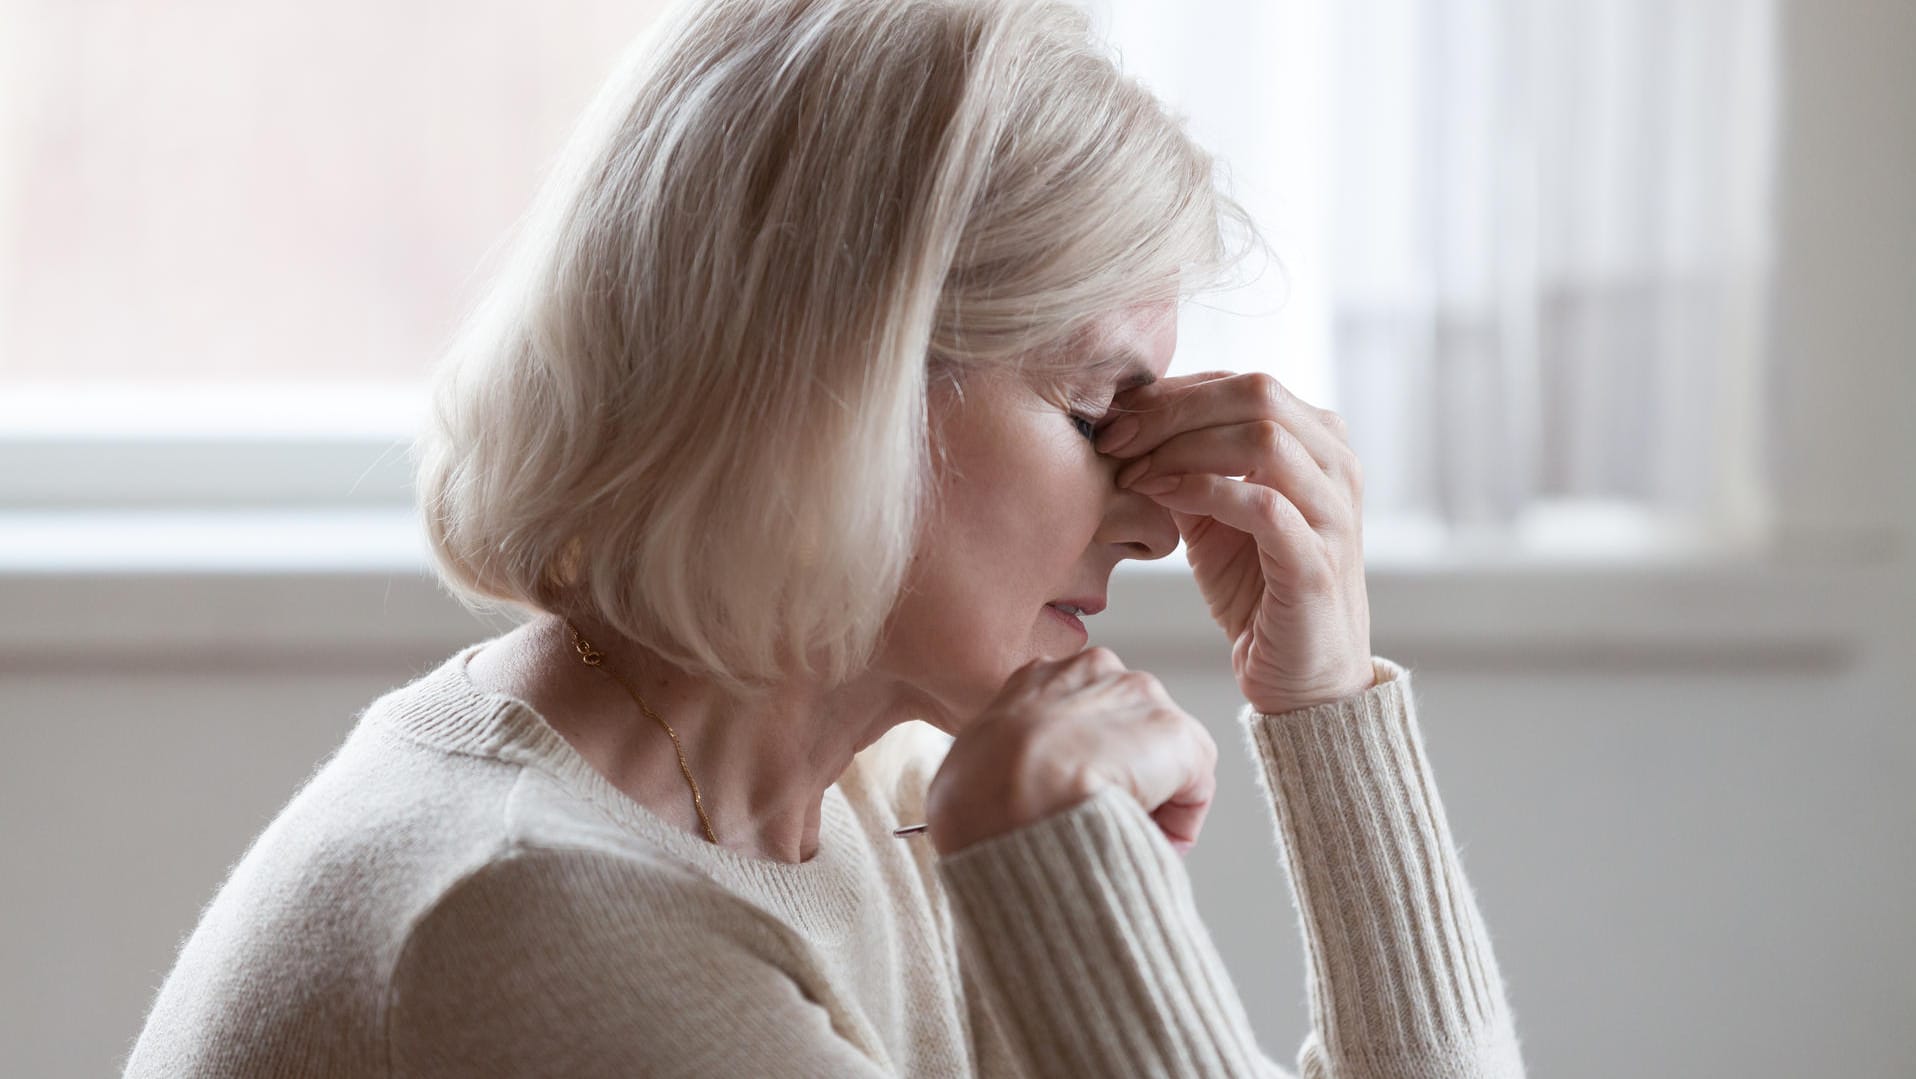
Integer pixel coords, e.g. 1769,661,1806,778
1096,416,1139,454
1131,474,1181,496
1115,457,1151,488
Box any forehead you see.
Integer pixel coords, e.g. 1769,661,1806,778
1071,301,1178,388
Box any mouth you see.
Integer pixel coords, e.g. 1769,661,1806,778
1043,602,1088,635
1045,596,1107,617
1044,594,1105,638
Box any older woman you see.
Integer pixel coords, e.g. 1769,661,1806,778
125,0,1525,1075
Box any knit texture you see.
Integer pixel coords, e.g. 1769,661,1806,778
122,642,1524,1078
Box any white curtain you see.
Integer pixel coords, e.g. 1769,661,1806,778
1088,0,1778,559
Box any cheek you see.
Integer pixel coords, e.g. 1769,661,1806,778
948,456,1089,577
940,430,1106,612
885,500,1087,708
879,569,1044,720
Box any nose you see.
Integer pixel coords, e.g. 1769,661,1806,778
1099,482,1183,561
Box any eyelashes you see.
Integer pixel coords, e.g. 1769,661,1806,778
1069,412,1101,442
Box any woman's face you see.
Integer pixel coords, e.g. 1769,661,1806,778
882,301,1183,732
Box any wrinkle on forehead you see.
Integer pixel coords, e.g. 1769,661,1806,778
1074,300,1177,387
991,300,1178,408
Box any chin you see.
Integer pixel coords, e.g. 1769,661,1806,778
917,660,1021,735
1042,637,1086,661
905,634,1063,735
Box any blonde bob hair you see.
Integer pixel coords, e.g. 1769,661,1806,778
414,0,1257,699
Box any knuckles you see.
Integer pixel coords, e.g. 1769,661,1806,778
1246,371,1286,413
1249,418,1285,454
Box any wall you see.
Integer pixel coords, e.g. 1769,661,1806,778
4,559,1909,1078
3,1,1911,1077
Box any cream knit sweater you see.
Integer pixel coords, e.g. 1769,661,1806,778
123,640,1525,1078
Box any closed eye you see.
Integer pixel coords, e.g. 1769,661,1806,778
1068,413,1100,442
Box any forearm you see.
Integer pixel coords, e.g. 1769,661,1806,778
933,659,1525,1079
1243,657,1525,1078
936,783,1282,1078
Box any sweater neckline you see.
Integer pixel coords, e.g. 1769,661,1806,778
369,639,872,923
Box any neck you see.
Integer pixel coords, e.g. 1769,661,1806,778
516,614,919,864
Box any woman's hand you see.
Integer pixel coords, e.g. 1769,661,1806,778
926,647,1217,857
1094,371,1375,716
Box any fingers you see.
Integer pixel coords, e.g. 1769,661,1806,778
1113,419,1353,530
1151,786,1212,856
1093,371,1233,450
1148,713,1218,855
1134,473,1335,590
980,651,1218,854
1097,372,1361,498
1008,645,1125,697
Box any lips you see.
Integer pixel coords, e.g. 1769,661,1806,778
1043,602,1089,635
1046,596,1108,617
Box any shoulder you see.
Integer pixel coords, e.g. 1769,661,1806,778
384,843,834,1072
390,844,782,979
123,729,530,1075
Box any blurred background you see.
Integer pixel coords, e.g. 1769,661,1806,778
2,0,1910,1076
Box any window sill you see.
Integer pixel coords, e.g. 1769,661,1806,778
0,508,1898,673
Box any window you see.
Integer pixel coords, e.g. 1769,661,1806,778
3,0,1780,568
1089,0,1780,563
0,0,670,513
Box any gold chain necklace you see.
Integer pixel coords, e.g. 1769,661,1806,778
564,619,719,845
562,619,934,846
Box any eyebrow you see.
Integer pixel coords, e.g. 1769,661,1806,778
1092,348,1157,390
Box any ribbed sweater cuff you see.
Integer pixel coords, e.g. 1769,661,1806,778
1243,657,1524,1077
935,784,1270,1079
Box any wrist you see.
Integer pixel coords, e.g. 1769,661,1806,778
1249,663,1379,716
927,754,1105,856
